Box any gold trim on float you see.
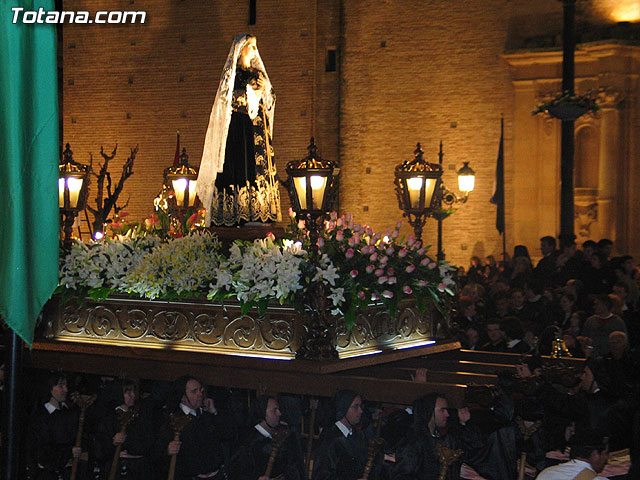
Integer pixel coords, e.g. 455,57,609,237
43,296,438,361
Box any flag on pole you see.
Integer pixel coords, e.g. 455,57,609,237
0,0,60,345
489,118,505,235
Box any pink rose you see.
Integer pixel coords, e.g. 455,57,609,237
403,286,413,295
358,291,366,300
375,268,385,277
406,264,416,273
398,248,408,258
382,290,394,299
345,248,354,259
378,276,388,284
370,252,378,262
366,264,376,274
386,247,394,256
388,276,397,285
317,237,325,248
371,293,380,301
336,230,344,241
350,269,359,278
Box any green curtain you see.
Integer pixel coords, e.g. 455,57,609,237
0,0,60,345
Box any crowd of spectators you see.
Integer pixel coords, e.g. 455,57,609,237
449,235,639,478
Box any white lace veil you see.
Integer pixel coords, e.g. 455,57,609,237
197,33,275,225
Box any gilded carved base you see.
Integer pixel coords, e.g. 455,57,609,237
43,296,436,360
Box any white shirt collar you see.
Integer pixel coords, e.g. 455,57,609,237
507,339,521,348
179,403,198,417
335,420,352,437
44,402,67,414
255,423,272,439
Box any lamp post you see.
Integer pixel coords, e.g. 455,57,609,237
394,143,443,242
59,143,89,249
431,142,475,261
285,137,339,360
395,142,475,261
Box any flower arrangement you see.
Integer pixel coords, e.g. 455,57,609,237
532,92,599,119
107,209,206,238
287,212,456,328
57,211,456,330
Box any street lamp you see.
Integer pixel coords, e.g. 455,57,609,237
457,162,476,195
285,137,340,360
395,142,475,261
59,143,89,249
394,143,443,241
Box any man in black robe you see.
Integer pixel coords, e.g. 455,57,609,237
391,393,471,480
157,375,230,479
227,395,304,480
312,390,374,480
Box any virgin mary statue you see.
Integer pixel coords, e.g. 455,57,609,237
197,34,281,226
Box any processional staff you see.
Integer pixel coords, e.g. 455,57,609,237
167,414,192,480
108,409,138,480
70,393,97,480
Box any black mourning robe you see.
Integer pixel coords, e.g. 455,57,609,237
157,409,227,480
227,425,304,480
312,423,369,480
27,404,79,478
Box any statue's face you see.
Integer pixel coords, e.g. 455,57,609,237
239,38,258,68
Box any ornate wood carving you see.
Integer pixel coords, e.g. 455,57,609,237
44,296,435,359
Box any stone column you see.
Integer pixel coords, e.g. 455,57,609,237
596,89,623,243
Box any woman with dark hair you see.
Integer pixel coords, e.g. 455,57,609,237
466,256,485,284
197,34,281,226
93,379,155,479
556,292,577,331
